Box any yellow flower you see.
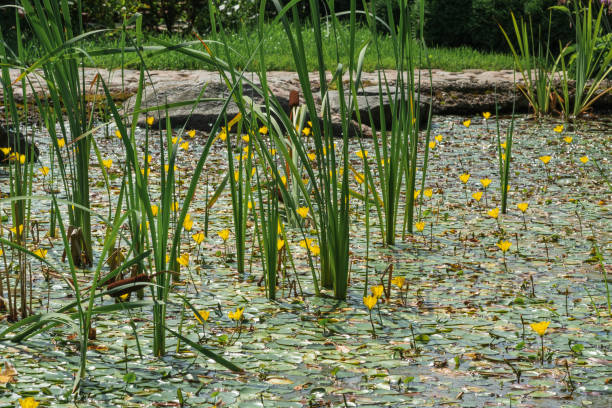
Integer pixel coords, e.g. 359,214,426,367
530,321,550,337
0,147,11,155
280,176,287,186
171,201,179,212
563,136,572,144
307,153,316,161
297,207,309,218
259,126,268,135
363,295,377,310
428,141,436,149
102,159,112,169
19,154,26,164
247,201,254,210
277,239,285,251
472,191,483,202
234,170,240,182
487,208,499,219
459,173,470,184
299,238,314,250
579,155,588,164
553,125,563,133
414,190,421,200
517,202,528,213
424,188,433,198
356,150,368,159
33,248,48,259
10,225,23,235
140,168,150,177
218,229,230,242
302,127,311,136
496,240,511,252
501,142,507,149
463,119,471,128
180,141,189,151
57,138,66,147
228,307,244,321
269,149,277,155
144,154,152,164
483,112,491,120
188,129,196,138
241,134,250,143
218,129,227,141
194,310,210,324
171,136,180,145
19,397,39,408
309,245,320,256
164,164,178,173
371,285,384,298
183,214,194,231
480,178,492,188
391,276,405,289
192,232,206,244
435,134,443,142
115,130,122,139
277,220,284,235
539,156,551,164
147,116,155,126
415,221,425,232
177,253,189,266
119,293,129,301
151,204,159,216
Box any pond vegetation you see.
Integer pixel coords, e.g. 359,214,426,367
0,0,610,407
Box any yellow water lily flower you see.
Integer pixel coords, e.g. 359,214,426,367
307,153,316,161
363,295,377,310
496,240,511,252
102,159,112,169
472,191,483,202
183,213,194,231
563,136,572,144
579,156,588,164
487,208,499,219
218,229,230,242
241,134,250,143
356,150,368,159
355,172,365,184
171,201,179,212
39,166,50,176
188,129,196,138
10,225,23,235
277,239,285,251
218,129,227,141
415,221,425,232
309,245,320,256
33,248,48,259
539,156,551,164
297,207,309,218
480,178,492,188
140,168,150,177
302,127,311,136
424,188,433,198
146,116,155,126
234,170,240,182
19,397,39,408
180,141,189,151
463,119,471,128
151,204,159,216
435,134,443,142
0,147,11,155
517,202,528,213
553,125,563,133
247,201,254,210
530,321,550,337
192,232,206,244
371,285,384,298
428,141,436,149
259,126,268,135
414,190,421,200
482,112,491,120
57,138,66,147
194,310,210,324
228,307,244,321
18,154,26,164
177,253,189,267
391,276,406,289
459,173,470,184
164,164,178,173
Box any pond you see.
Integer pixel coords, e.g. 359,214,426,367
0,114,610,407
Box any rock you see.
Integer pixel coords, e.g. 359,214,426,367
123,81,290,132
0,126,39,164
327,86,431,129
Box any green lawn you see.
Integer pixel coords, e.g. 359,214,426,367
84,22,516,72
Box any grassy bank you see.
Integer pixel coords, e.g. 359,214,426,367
83,21,515,72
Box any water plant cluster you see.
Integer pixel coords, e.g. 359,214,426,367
0,0,609,406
